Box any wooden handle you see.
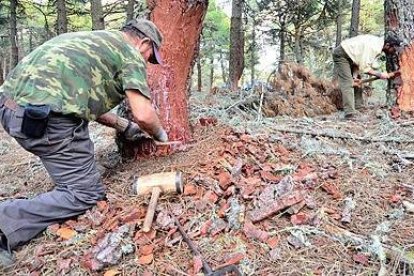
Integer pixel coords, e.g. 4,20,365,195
142,187,161,232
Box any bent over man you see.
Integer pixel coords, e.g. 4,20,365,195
0,19,167,263
333,34,402,119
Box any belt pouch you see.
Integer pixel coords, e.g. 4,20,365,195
21,104,51,138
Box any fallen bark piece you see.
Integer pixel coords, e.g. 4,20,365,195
87,225,134,271
287,230,311,249
221,252,245,266
266,236,280,249
353,253,369,265
321,182,342,199
341,196,356,224
209,218,227,236
138,253,154,265
249,190,305,223
287,201,306,215
183,184,197,196
56,227,77,240
155,211,173,230
243,221,269,242
226,197,245,230
139,245,154,256
291,212,311,225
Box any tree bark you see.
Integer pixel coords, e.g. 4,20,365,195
250,18,256,84
209,56,214,90
219,50,227,84
10,0,19,68
56,0,68,34
0,58,4,85
229,0,244,92
91,0,105,30
197,56,202,92
118,0,208,158
29,27,34,52
293,27,303,64
126,0,135,22
278,21,286,73
349,0,360,37
384,0,414,110
335,0,343,47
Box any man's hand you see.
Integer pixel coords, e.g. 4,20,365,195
352,78,362,88
379,72,390,79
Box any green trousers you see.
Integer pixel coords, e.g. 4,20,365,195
333,46,363,115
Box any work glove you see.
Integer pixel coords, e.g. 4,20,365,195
116,117,146,141
153,127,169,142
124,121,147,141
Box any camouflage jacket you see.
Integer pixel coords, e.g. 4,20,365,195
0,30,150,121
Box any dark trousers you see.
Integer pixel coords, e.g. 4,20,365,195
0,96,105,250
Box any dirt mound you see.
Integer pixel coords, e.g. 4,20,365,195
263,63,341,117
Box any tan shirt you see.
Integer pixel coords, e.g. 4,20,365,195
341,34,384,73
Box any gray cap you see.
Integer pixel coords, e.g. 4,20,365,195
124,19,163,64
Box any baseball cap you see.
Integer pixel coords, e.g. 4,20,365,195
385,32,403,47
124,19,163,64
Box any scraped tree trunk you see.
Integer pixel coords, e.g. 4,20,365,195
56,0,68,34
91,0,105,30
10,0,19,68
278,20,286,72
349,0,360,37
384,0,414,110
229,0,244,92
118,0,208,158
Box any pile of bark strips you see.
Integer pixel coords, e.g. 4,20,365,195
263,63,341,117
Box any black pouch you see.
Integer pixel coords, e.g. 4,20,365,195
21,104,51,138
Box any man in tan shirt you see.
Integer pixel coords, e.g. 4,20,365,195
333,34,402,119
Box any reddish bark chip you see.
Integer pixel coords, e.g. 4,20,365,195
216,171,232,190
139,244,154,256
203,190,219,204
290,212,310,225
183,184,198,196
353,253,369,265
138,254,154,265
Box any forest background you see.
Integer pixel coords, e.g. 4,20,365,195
0,0,385,94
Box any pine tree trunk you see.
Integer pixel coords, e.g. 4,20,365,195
294,27,303,64
118,0,208,158
10,0,19,68
209,57,214,90
219,50,227,84
335,0,343,47
278,21,286,73
250,18,256,84
229,0,244,92
349,0,360,37
0,58,4,85
56,0,68,34
91,0,105,30
385,0,414,110
197,56,202,92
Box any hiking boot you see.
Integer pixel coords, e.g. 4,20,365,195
0,247,13,267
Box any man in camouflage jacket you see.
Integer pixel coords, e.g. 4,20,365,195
0,19,167,264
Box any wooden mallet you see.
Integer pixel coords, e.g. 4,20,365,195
132,171,184,232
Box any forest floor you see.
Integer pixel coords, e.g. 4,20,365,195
1,89,414,276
